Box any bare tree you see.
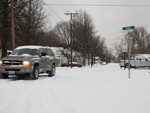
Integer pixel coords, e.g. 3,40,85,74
127,26,150,54
54,21,70,46
0,0,2,49
0,0,46,57
113,38,126,60
53,9,109,65
15,0,45,46
37,30,62,47
72,10,96,65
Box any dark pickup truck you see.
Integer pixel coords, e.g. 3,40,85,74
0,45,57,79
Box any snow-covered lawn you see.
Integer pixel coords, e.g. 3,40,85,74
0,63,150,113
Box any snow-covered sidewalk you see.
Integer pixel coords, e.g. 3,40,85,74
0,63,150,113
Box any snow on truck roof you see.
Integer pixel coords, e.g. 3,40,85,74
135,54,150,59
15,45,44,50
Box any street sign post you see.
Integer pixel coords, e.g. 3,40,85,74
122,44,128,53
122,25,135,79
122,44,127,70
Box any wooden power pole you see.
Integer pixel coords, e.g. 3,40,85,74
65,11,77,68
11,0,15,50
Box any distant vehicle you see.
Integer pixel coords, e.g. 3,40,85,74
68,62,82,67
0,45,57,79
119,54,150,68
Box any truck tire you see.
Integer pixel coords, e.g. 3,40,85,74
134,66,137,69
1,73,9,79
48,65,56,77
125,63,128,68
32,66,39,80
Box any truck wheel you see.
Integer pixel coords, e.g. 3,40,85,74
1,73,9,79
32,66,39,80
134,66,137,69
125,63,128,68
125,63,132,68
48,65,56,77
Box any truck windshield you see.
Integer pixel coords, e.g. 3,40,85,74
11,48,38,56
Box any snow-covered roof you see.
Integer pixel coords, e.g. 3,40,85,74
49,47,64,56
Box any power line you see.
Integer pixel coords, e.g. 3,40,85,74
43,3,150,7
42,1,64,21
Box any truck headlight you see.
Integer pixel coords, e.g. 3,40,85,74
23,61,32,66
0,61,2,66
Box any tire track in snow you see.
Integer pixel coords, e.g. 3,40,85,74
0,76,63,113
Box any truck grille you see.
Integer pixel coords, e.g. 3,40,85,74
3,60,23,66
5,69,20,71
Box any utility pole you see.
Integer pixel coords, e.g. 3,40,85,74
65,11,77,68
11,0,15,50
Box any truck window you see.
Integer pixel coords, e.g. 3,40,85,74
38,48,48,56
48,49,54,56
11,48,38,56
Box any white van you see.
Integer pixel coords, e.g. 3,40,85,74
119,54,150,68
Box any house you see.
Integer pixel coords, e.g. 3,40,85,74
50,47,83,67
50,47,68,66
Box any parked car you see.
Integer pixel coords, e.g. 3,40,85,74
0,45,57,79
119,54,150,68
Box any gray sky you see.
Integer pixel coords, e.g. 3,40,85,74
43,0,150,46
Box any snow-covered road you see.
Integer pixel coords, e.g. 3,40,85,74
0,63,150,113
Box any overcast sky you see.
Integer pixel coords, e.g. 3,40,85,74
43,0,150,47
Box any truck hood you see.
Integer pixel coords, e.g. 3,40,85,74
2,55,33,61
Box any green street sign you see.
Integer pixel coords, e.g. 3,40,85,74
122,26,135,30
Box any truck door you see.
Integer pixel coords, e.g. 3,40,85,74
39,48,48,72
141,58,149,67
47,49,55,70
135,58,141,67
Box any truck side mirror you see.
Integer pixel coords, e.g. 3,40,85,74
7,52,12,55
41,52,46,57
